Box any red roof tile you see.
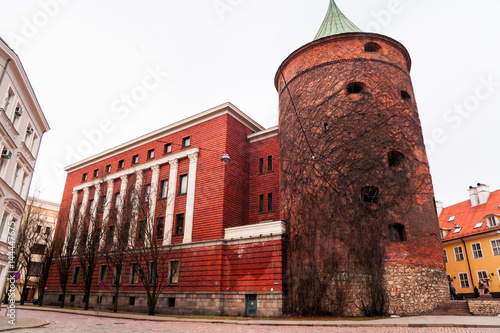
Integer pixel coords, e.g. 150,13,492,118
439,190,500,241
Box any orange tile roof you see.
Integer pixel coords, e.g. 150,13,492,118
439,190,500,241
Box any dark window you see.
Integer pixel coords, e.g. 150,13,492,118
70,295,75,302
107,226,114,245
147,149,155,159
132,154,139,165
168,297,176,307
164,143,172,154
346,82,365,94
137,220,146,239
82,173,87,182
267,156,273,172
32,244,46,255
98,195,106,213
389,224,407,242
361,186,379,203
93,169,98,178
112,264,122,286
388,150,406,168
72,266,81,285
129,297,135,305
118,160,124,169
105,164,111,173
148,261,157,285
45,227,51,235
58,295,63,302
268,193,273,212
36,225,42,233
182,136,190,147
160,179,168,198
156,217,164,238
175,214,184,235
259,195,264,213
129,264,139,285
179,175,187,194
99,264,107,282
364,42,382,53
401,90,411,102
259,158,264,174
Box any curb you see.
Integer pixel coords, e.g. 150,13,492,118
16,306,500,329
0,321,49,332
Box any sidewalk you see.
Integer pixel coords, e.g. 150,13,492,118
1,305,499,331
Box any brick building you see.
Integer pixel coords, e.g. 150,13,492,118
45,0,447,316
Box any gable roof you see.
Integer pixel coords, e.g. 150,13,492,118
439,190,500,241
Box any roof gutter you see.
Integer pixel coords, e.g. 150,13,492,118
0,58,11,87
460,238,475,288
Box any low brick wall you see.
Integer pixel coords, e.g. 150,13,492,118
468,298,500,316
43,290,283,317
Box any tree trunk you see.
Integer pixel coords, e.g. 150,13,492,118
60,290,66,308
147,297,155,316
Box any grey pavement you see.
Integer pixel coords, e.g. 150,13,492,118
0,305,499,332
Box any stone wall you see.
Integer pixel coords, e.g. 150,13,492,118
468,299,500,316
384,264,449,316
43,290,283,317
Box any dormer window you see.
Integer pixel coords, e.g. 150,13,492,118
474,222,484,229
440,229,451,239
448,215,456,222
487,216,499,228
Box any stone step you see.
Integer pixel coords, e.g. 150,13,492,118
426,301,472,316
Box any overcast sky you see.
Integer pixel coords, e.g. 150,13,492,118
0,0,498,207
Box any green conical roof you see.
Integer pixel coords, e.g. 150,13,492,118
314,0,362,40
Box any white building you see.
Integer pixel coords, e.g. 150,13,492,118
0,37,50,297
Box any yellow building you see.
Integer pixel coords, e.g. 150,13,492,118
438,184,499,298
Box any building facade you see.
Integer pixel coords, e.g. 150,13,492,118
15,197,59,302
0,38,50,299
45,1,446,316
438,184,500,298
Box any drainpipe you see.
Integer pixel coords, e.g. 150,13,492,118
0,58,11,87
461,238,475,290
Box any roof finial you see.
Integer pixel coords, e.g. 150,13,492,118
314,0,362,40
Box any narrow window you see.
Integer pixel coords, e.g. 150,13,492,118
118,160,124,169
72,266,81,285
388,151,406,168
323,122,329,132
361,186,379,203
388,224,406,242
93,169,99,178
471,243,483,259
492,239,500,256
112,264,122,286
164,143,172,154
182,136,191,147
129,264,139,285
364,42,382,53
175,214,184,234
148,261,157,285
137,220,146,239
168,298,176,307
346,82,365,94
143,184,151,202
132,154,139,165
99,264,107,282
443,249,448,264
160,179,168,198
454,246,464,261
129,297,136,305
70,295,75,302
459,273,470,289
259,158,264,174
169,260,179,285
105,164,111,173
45,227,51,235
267,156,273,172
259,194,264,213
3,90,12,111
179,175,187,194
36,225,42,233
401,90,411,102
106,226,114,245
268,193,273,212
98,195,106,213
114,193,120,208
82,173,87,182
156,217,164,238
147,149,155,159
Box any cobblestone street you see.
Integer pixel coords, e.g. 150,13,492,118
9,310,499,333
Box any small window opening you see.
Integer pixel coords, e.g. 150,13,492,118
388,150,406,168
401,90,411,102
323,122,329,132
389,223,407,242
168,297,176,307
361,186,379,203
129,297,135,305
70,295,75,302
346,82,365,94
364,42,382,53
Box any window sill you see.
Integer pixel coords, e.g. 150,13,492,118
177,193,187,197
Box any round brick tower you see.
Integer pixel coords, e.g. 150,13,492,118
276,1,448,316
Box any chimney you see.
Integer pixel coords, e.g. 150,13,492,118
469,183,490,207
476,183,491,205
435,201,444,217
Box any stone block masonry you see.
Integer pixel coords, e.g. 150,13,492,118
468,299,500,316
